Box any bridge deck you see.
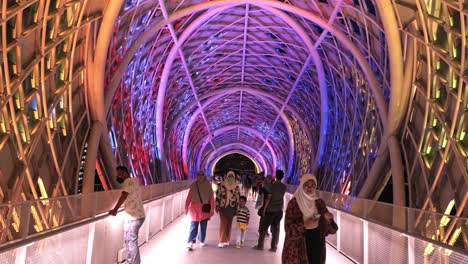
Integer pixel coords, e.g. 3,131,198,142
140,200,353,263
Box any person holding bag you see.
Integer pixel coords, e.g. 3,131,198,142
215,171,241,248
185,170,215,250
282,173,338,264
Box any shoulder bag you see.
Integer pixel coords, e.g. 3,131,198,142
197,182,211,213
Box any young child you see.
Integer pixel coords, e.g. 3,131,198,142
236,196,250,248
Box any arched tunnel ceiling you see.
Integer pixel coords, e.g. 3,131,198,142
106,0,390,193
0,0,467,247
0,0,466,246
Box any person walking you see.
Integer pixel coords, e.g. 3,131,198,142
216,171,241,248
282,173,338,264
253,170,286,252
235,195,250,248
184,170,215,250
109,166,145,264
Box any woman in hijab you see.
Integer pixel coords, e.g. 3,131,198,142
215,171,241,248
184,170,215,250
282,174,338,264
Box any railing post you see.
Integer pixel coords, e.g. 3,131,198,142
145,206,151,243
363,220,369,264
85,222,96,264
19,202,31,239
171,194,175,222
336,210,341,252
160,198,166,230
14,245,27,264
408,235,415,264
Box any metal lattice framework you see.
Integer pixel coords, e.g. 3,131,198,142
0,0,107,242
391,0,468,246
0,0,466,250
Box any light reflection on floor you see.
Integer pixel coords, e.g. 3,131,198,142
140,200,353,264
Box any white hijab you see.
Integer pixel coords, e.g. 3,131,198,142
223,171,237,202
294,173,318,218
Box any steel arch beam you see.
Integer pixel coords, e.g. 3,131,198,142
201,143,270,175
163,86,314,181
253,5,327,174
158,4,319,181
85,0,125,188
166,87,314,154
193,125,278,176
179,87,295,179
102,0,388,183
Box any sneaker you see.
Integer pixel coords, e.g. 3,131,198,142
217,243,225,248
200,242,206,247
224,242,230,246
187,242,193,250
236,243,241,249
269,248,277,252
241,242,245,247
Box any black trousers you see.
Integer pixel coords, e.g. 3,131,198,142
257,211,283,249
305,228,323,264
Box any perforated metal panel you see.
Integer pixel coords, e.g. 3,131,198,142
25,225,89,264
148,201,163,237
368,222,408,264
326,208,338,247
0,250,15,264
340,213,363,263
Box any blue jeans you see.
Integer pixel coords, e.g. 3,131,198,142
124,218,145,264
188,219,208,243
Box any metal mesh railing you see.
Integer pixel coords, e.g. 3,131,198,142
0,181,191,247
285,187,468,263
286,185,467,252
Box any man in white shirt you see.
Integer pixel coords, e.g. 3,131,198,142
109,166,145,264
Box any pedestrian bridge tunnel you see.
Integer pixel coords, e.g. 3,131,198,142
0,0,466,228
106,0,392,192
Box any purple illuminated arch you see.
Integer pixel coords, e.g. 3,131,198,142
193,125,278,175
102,0,390,188
179,88,295,178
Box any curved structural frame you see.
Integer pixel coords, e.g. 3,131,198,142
102,0,389,183
180,88,293,178
2,0,467,251
202,143,269,176
163,86,315,177
195,125,278,174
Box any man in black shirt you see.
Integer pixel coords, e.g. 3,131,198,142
253,170,287,252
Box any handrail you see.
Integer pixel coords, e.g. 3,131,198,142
1,182,465,261
0,180,191,252
286,185,467,253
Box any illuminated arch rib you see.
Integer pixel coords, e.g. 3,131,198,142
2,0,467,248
107,2,386,188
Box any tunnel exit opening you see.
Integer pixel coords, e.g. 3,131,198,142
211,153,260,178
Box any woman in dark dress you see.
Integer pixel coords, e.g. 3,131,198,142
282,174,338,264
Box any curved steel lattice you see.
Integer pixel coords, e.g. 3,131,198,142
0,0,103,242
106,0,389,191
391,0,467,247
0,0,466,251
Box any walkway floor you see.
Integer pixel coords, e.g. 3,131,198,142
140,200,353,264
